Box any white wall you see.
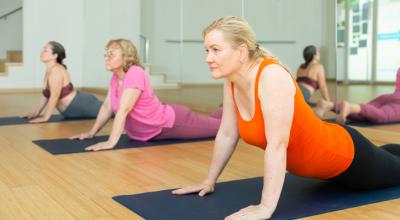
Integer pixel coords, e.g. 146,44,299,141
1,0,335,88
0,0,22,58
0,0,84,89
321,0,337,80
142,0,337,84
1,0,140,89
83,0,141,88
0,0,22,15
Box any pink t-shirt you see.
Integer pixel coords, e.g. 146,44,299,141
110,66,175,141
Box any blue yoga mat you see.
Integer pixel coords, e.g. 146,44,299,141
33,134,213,155
345,120,400,127
113,174,400,220
0,115,94,126
324,118,400,127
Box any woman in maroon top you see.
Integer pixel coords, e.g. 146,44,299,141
22,41,101,123
296,45,331,103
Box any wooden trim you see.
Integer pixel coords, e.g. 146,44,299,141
337,81,395,85
180,83,223,88
0,88,41,94
80,87,108,95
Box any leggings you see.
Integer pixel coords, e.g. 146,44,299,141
153,104,222,140
62,92,102,118
298,84,312,102
334,94,400,123
329,125,400,190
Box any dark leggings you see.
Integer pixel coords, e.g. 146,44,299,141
329,125,400,190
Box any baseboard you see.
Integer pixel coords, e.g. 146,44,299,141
0,88,42,94
80,87,108,95
180,83,223,88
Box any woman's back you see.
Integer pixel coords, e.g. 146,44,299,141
296,63,322,81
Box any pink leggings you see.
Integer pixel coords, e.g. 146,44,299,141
334,94,400,123
153,104,222,140
333,69,400,123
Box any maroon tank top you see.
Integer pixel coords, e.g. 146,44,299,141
42,82,74,99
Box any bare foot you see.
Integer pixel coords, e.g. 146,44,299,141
314,99,333,118
336,101,350,124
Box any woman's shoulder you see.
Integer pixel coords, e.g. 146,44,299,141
309,63,324,70
127,65,145,74
48,64,67,80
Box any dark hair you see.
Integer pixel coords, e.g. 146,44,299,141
48,41,67,69
300,45,316,69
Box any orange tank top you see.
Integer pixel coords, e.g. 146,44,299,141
232,58,354,179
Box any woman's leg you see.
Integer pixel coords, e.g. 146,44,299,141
298,84,312,103
153,104,221,140
347,95,400,123
336,101,362,124
329,125,400,190
62,92,102,118
314,99,334,118
209,107,223,119
395,67,400,94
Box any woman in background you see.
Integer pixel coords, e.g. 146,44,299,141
315,67,400,124
22,41,101,123
296,45,331,103
71,39,222,151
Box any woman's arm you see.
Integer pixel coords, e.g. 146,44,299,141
85,87,141,151
69,88,114,140
29,68,64,123
317,64,330,101
226,64,295,220
22,95,48,119
173,79,240,196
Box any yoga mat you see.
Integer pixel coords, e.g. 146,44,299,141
323,118,400,127
33,134,213,155
113,174,400,220
0,115,93,126
308,102,317,107
345,120,400,127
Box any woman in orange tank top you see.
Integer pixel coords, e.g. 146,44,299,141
173,16,400,219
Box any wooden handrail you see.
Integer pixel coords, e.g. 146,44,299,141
0,7,22,20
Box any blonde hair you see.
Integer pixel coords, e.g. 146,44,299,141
106,39,143,72
203,16,278,62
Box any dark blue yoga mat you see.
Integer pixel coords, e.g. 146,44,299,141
0,115,93,126
33,134,213,155
113,174,400,220
308,102,317,107
345,120,400,127
323,118,400,127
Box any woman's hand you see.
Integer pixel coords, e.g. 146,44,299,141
69,132,95,140
172,181,215,197
21,112,38,119
29,115,50,123
85,141,115,151
225,204,272,220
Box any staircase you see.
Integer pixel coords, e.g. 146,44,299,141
144,63,180,90
0,50,23,76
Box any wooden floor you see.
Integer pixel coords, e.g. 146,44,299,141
0,83,399,219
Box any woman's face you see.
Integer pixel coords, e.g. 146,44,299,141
104,46,124,72
314,50,320,61
204,29,242,79
40,44,57,63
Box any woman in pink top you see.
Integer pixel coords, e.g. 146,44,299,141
71,39,221,151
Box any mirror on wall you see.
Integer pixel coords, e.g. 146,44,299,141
336,0,400,105
140,0,337,106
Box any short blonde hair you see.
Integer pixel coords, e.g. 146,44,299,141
106,39,143,72
203,16,278,62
